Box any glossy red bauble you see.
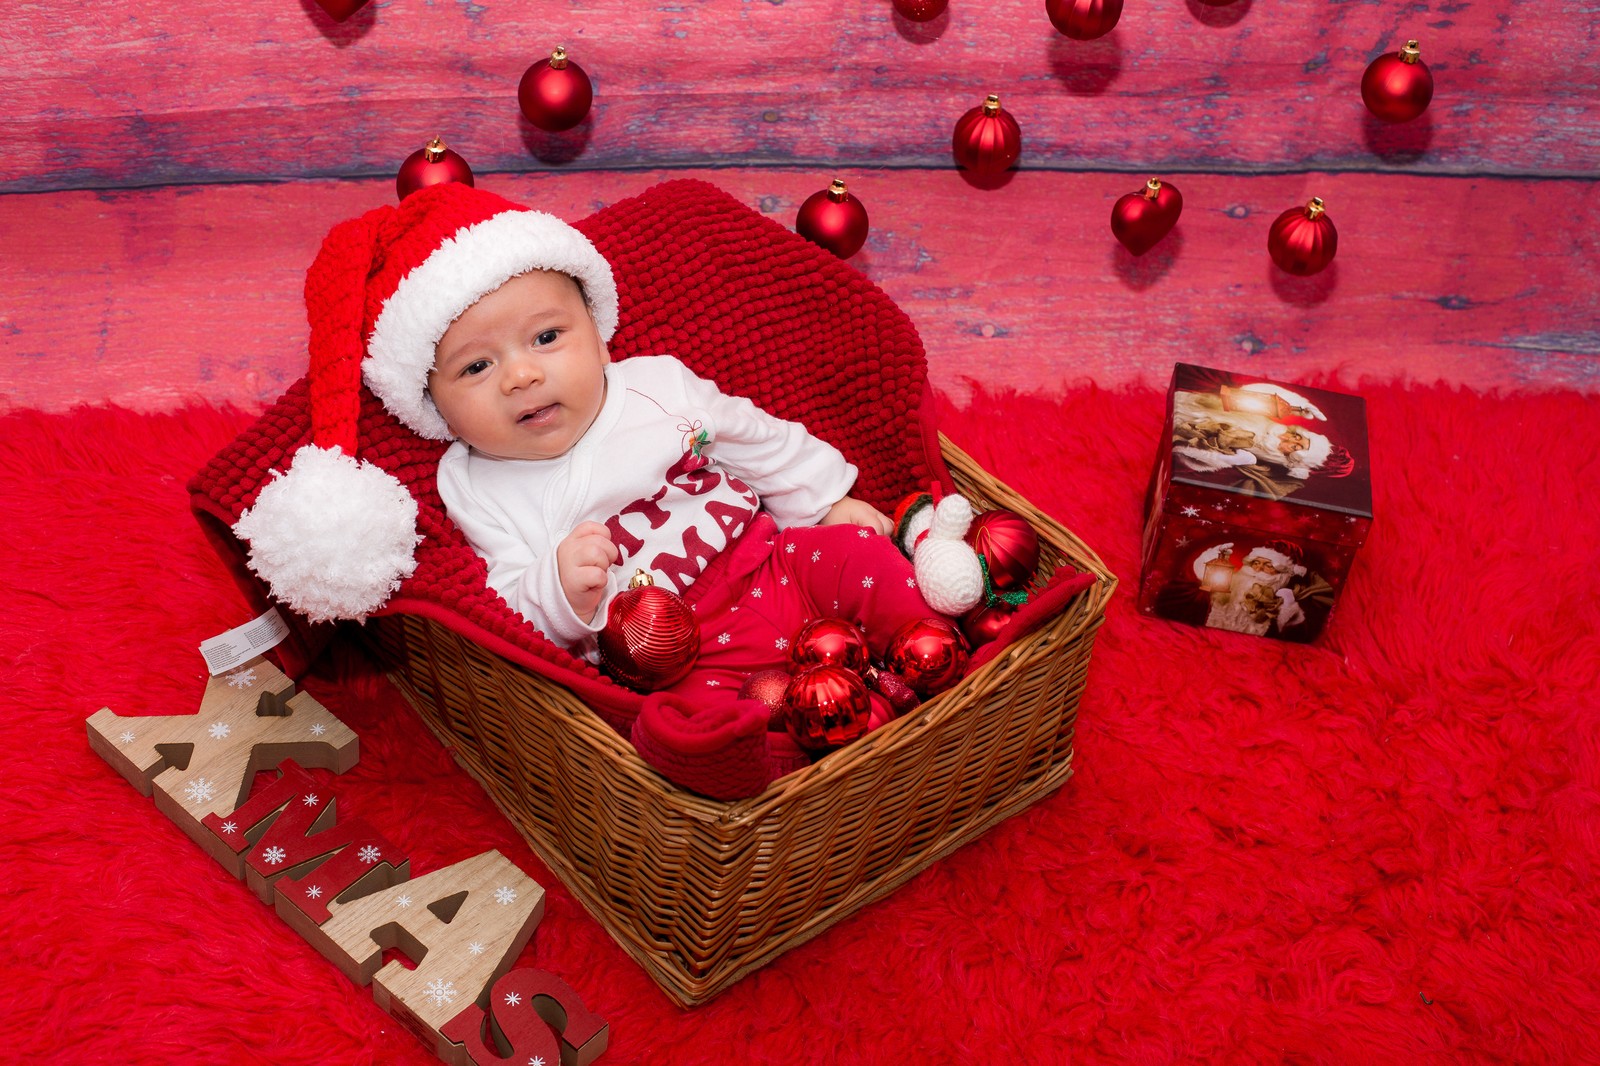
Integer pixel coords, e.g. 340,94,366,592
966,509,1040,592
1267,197,1339,276
883,617,970,698
791,617,871,673
952,95,1022,177
795,179,870,259
395,137,475,201
1045,0,1123,40
866,691,897,732
739,668,794,730
519,46,594,132
785,665,873,753
598,571,699,691
961,604,1015,647
892,0,948,20
1111,177,1183,257
1362,39,1434,123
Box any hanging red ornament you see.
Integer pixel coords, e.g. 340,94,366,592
966,509,1041,595
1045,0,1124,41
892,0,948,20
312,0,370,21
1267,197,1339,276
785,665,873,753
395,136,475,202
1110,177,1183,257
795,179,870,259
1361,39,1434,123
883,617,970,698
598,570,700,692
961,604,1015,648
952,95,1022,178
791,617,871,673
865,665,921,718
518,46,594,132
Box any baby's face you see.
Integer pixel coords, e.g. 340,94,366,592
429,270,609,461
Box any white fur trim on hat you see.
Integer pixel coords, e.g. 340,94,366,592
364,209,620,441
233,445,423,623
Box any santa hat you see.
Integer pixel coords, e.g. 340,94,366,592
1267,422,1356,480
1244,541,1307,577
232,183,620,623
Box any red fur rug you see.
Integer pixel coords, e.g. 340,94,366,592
3,382,1597,1064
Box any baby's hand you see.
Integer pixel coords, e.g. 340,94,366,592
821,496,894,536
556,522,619,624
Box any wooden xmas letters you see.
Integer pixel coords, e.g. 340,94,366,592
85,656,607,1066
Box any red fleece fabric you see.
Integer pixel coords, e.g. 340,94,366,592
4,383,1599,1064
630,694,807,801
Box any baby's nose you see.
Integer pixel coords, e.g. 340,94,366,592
503,354,542,389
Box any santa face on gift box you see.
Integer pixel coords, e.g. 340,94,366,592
1169,382,1355,495
1193,541,1311,637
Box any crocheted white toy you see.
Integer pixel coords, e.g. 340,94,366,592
890,490,985,616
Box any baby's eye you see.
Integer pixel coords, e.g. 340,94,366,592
533,328,560,347
461,359,491,377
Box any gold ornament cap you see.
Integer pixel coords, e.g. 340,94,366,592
1400,39,1421,63
1305,197,1326,220
550,45,569,69
422,136,448,162
982,94,1002,116
1143,177,1163,200
628,569,655,589
827,178,849,201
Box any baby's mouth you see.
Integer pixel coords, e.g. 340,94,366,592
518,404,558,425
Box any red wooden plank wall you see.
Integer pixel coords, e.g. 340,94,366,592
2,0,1597,411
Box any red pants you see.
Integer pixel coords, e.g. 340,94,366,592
670,514,934,704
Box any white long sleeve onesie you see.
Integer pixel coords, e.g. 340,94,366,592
435,355,858,659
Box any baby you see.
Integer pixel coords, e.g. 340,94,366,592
235,182,942,793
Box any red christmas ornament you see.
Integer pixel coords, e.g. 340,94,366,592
1362,39,1434,123
865,666,920,718
785,665,873,753
961,604,1015,647
966,509,1041,593
952,95,1022,178
1110,177,1183,257
791,617,871,673
739,668,794,731
311,0,370,21
892,0,948,20
1267,197,1339,276
395,137,475,202
866,691,897,732
519,46,594,132
883,617,970,698
1046,0,1124,41
795,179,870,259
598,570,699,691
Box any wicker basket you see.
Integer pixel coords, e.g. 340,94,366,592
358,434,1115,1006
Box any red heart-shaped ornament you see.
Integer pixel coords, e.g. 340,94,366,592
313,0,370,21
1110,177,1183,256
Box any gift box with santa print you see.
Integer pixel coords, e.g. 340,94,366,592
1137,364,1373,642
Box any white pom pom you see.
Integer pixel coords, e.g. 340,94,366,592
233,445,422,623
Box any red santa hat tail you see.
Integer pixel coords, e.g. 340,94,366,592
232,183,619,622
